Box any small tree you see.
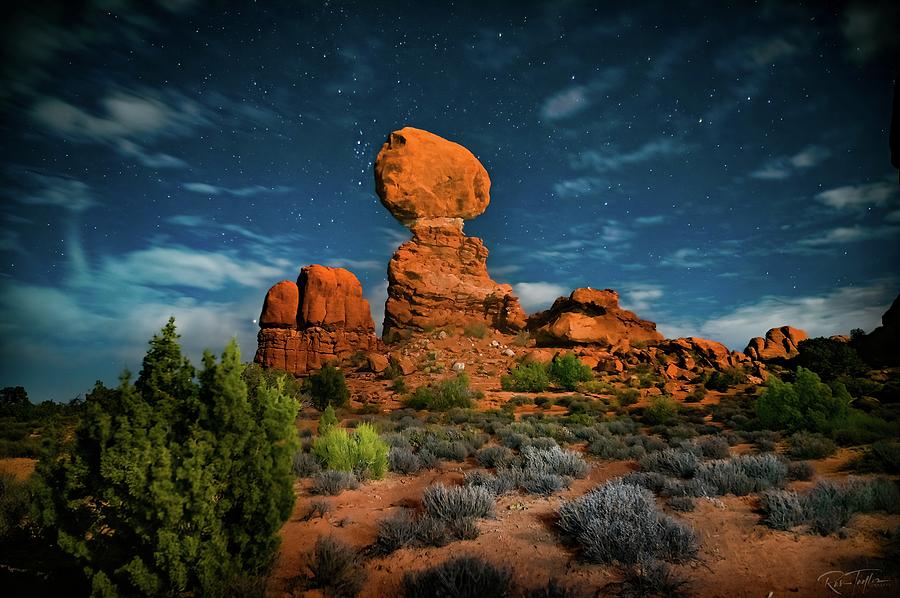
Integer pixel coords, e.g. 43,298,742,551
307,363,350,410
548,353,593,391
35,318,299,596
755,367,851,434
318,404,339,435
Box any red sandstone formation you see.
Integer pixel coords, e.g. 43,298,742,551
375,127,526,337
254,265,379,375
744,326,808,361
527,288,663,347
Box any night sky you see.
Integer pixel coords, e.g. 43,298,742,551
1,1,898,402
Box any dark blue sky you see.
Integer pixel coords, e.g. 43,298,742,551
2,0,898,401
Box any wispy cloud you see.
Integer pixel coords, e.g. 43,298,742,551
512,282,567,312
842,1,900,63
100,246,290,290
572,137,686,172
539,68,624,121
620,283,664,313
672,280,897,349
661,248,710,269
553,177,607,199
324,257,384,272
795,224,899,248
181,182,293,197
751,145,830,180
15,172,98,212
117,140,188,169
634,215,666,226
815,180,898,210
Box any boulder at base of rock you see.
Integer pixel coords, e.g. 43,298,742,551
744,326,808,361
254,265,381,376
527,288,663,347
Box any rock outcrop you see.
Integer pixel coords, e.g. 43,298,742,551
855,293,900,366
744,326,808,361
527,288,663,347
254,265,379,375
658,337,751,372
376,127,526,337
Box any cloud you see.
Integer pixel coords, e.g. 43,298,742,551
661,248,709,269
815,181,898,210
365,279,388,334
634,215,666,226
746,38,796,67
843,1,900,63
181,182,293,197
117,140,187,169
553,177,607,199
100,246,290,290
620,284,664,313
541,87,589,120
31,90,205,141
796,225,899,248
885,210,900,223
573,138,686,172
540,68,624,121
751,145,830,180
16,173,98,212
684,281,897,349
324,258,384,272
464,29,523,71
512,282,567,312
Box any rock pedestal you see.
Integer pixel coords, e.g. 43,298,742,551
254,265,379,375
375,127,526,337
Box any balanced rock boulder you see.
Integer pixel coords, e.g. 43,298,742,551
376,127,526,337
375,127,490,222
255,265,380,375
744,326,808,361
527,288,663,347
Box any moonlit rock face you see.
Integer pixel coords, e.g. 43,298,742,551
374,127,491,223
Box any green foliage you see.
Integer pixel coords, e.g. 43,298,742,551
755,368,851,434
404,374,480,410
463,322,488,339
312,423,388,480
307,363,350,411
787,432,836,460
500,361,550,392
616,387,640,406
242,363,306,404
0,472,31,541
318,405,339,435
643,396,679,425
704,368,747,392
548,353,594,391
35,318,300,596
793,337,868,380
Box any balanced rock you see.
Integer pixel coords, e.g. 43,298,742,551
744,326,808,361
255,265,380,376
527,288,663,347
376,128,526,337
375,127,490,222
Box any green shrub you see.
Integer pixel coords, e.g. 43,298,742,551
854,440,900,474
616,387,640,406
832,410,898,445
318,404,339,435
312,423,388,480
643,396,679,425
35,319,299,596
704,368,747,392
794,337,867,380
755,368,851,434
787,432,836,460
463,322,488,339
549,353,594,391
0,472,31,541
405,374,480,410
500,361,550,392
307,363,350,410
